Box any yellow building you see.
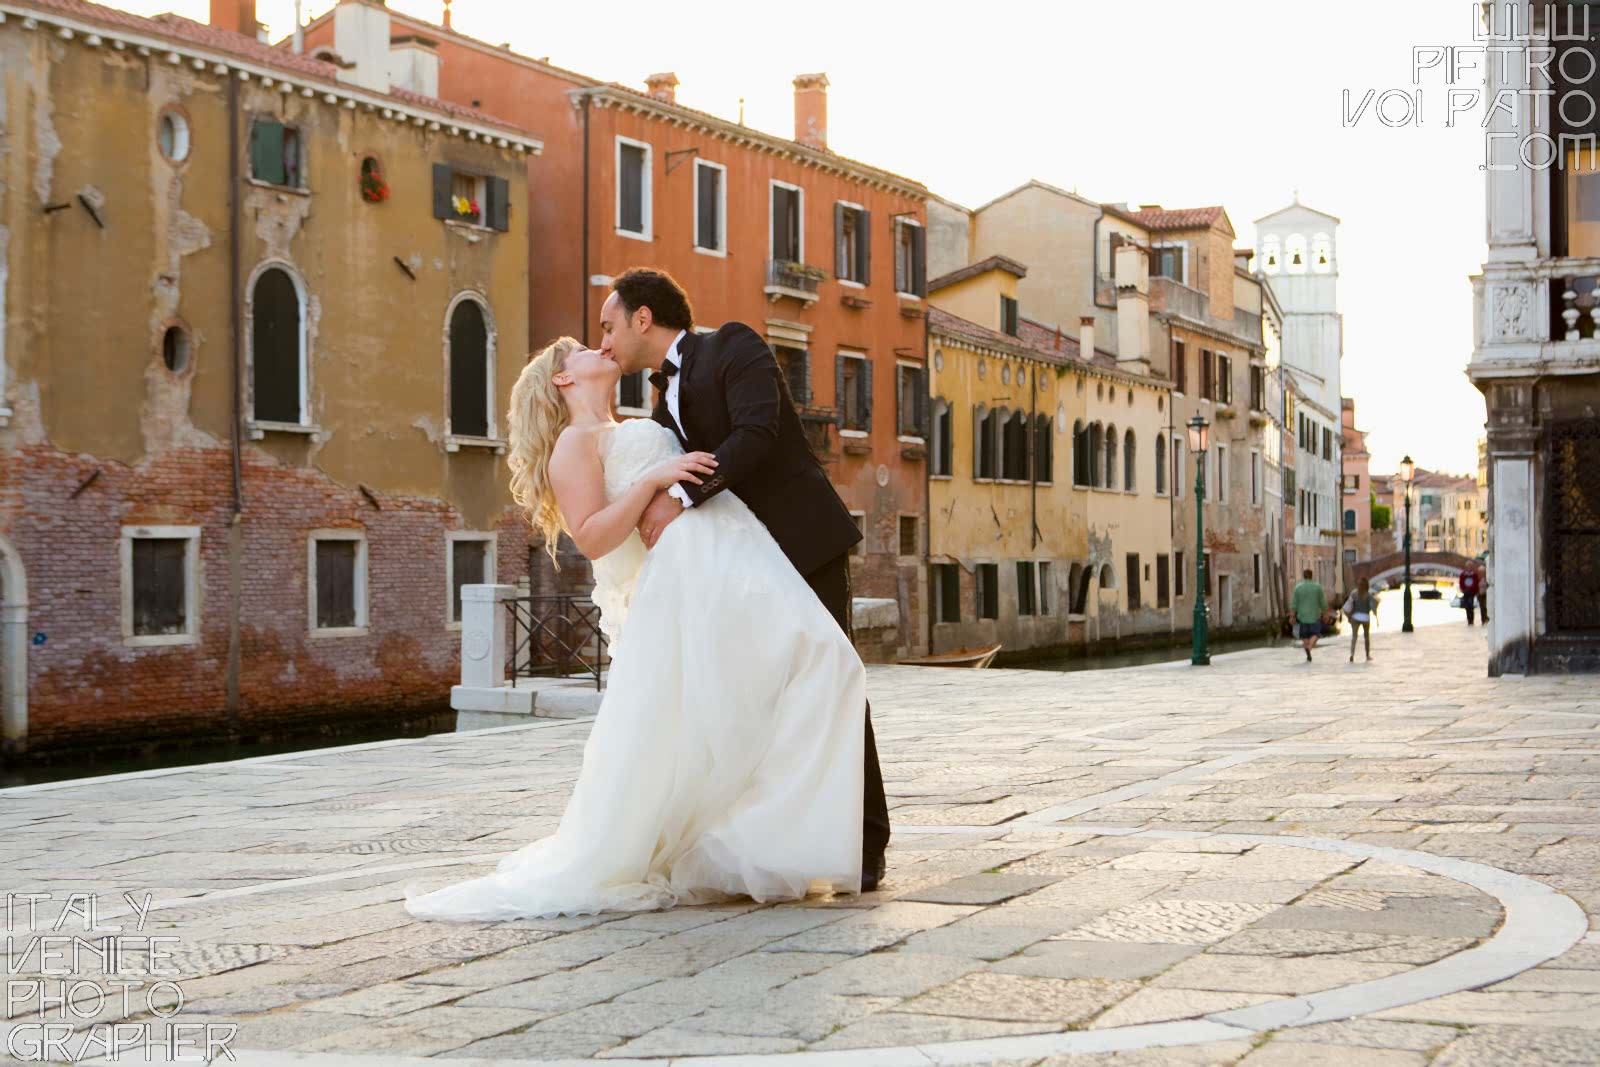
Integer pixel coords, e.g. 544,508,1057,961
925,256,1173,659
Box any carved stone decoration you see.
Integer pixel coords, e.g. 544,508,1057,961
1493,283,1533,340
465,628,491,661
1491,283,1536,341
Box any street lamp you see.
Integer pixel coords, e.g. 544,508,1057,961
1187,414,1212,666
1400,454,1416,634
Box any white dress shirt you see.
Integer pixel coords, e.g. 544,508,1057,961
661,330,693,509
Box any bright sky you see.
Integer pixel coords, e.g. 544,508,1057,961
111,0,1487,476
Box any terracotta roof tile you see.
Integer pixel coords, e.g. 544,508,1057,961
1101,204,1226,232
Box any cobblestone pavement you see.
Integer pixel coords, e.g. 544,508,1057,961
4,623,1599,1065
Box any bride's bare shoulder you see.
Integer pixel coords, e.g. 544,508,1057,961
550,423,609,468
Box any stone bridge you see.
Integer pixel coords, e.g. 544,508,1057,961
1351,550,1478,588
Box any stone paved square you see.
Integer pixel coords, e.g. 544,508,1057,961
2,626,1597,1064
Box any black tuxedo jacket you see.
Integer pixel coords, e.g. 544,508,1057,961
652,323,861,578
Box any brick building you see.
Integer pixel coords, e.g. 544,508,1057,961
303,2,932,657
0,0,536,756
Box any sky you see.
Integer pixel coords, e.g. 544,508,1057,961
111,0,1489,476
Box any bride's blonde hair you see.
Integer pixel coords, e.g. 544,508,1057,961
507,336,584,564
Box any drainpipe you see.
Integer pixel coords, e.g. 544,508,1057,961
226,75,244,734
580,93,591,341
924,308,933,656
1,537,27,756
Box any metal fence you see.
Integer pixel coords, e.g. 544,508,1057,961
505,595,607,690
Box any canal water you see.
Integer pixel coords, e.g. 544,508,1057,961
3,584,1474,789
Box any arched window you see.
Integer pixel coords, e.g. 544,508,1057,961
1260,235,1281,273
249,264,306,425
1099,563,1116,589
447,295,493,439
1155,433,1167,494
1034,414,1053,484
1089,422,1103,486
1124,429,1137,492
1005,410,1029,480
931,398,952,477
1311,232,1333,273
1073,420,1088,486
1105,424,1119,490
1344,508,1357,531
1286,233,1308,274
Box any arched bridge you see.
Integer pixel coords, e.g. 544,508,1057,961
1351,551,1479,588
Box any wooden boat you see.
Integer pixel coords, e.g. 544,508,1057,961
898,643,1002,669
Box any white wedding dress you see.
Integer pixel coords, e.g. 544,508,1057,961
407,418,866,921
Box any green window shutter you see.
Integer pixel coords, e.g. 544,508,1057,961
834,203,846,278
250,120,287,186
912,225,927,296
487,176,511,232
433,164,454,220
862,357,873,427
835,354,846,429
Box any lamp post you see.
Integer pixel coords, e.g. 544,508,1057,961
1400,454,1415,634
1188,414,1211,666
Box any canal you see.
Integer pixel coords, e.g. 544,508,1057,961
2,584,1476,789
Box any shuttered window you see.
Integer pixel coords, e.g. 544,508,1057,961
251,267,303,424
1173,340,1187,393
774,346,810,405
1156,554,1171,608
431,165,510,231
695,161,724,251
835,204,870,283
1127,552,1142,611
451,539,489,623
837,354,871,432
448,298,490,439
316,540,358,630
617,140,649,236
896,364,927,438
131,538,188,636
1001,296,1020,336
894,220,926,296
249,119,301,188
772,184,802,262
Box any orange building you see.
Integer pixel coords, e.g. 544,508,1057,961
302,3,932,656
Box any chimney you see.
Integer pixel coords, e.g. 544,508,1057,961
1078,316,1096,361
389,35,441,97
209,0,259,37
1114,243,1152,374
793,72,828,150
644,72,679,104
333,0,393,93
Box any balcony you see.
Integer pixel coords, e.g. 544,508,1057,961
1555,270,1600,340
765,260,822,307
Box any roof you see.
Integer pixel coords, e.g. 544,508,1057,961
1101,203,1231,232
928,255,1028,292
1254,197,1341,225
970,179,1100,215
928,307,1169,393
0,0,539,145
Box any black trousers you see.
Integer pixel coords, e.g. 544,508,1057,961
804,552,891,861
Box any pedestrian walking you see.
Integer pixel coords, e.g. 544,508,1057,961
1344,577,1377,662
1460,566,1481,625
1291,569,1327,663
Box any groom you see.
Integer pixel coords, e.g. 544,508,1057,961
597,267,890,891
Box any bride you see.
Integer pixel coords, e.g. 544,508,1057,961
406,337,867,921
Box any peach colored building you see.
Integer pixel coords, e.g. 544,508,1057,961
302,3,933,656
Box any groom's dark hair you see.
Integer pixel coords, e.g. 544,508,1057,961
613,268,695,332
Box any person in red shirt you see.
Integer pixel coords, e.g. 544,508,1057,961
1460,567,1482,625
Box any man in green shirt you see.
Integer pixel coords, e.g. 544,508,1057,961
1291,569,1328,662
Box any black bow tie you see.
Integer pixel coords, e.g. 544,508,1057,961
649,358,679,393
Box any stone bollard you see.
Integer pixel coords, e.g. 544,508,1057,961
460,584,517,689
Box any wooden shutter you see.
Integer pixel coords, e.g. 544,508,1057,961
835,355,846,428
487,176,511,232
915,367,929,437
1173,340,1186,392
861,357,873,428
697,166,719,249
250,120,287,186
132,538,186,636
432,163,454,220
834,203,847,278
912,225,927,296
859,210,871,284
316,541,357,629
619,146,644,233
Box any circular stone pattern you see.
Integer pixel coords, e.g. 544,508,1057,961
77,826,1585,1065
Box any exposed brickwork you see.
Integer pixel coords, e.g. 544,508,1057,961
1,442,530,755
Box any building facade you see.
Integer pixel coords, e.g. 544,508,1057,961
304,2,932,658
1340,398,1372,582
0,0,536,755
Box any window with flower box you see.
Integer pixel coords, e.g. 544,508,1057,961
432,164,510,231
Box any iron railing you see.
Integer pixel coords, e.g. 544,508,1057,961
505,595,607,691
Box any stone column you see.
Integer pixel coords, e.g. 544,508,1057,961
460,584,515,689
0,535,27,756
1484,380,1539,675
